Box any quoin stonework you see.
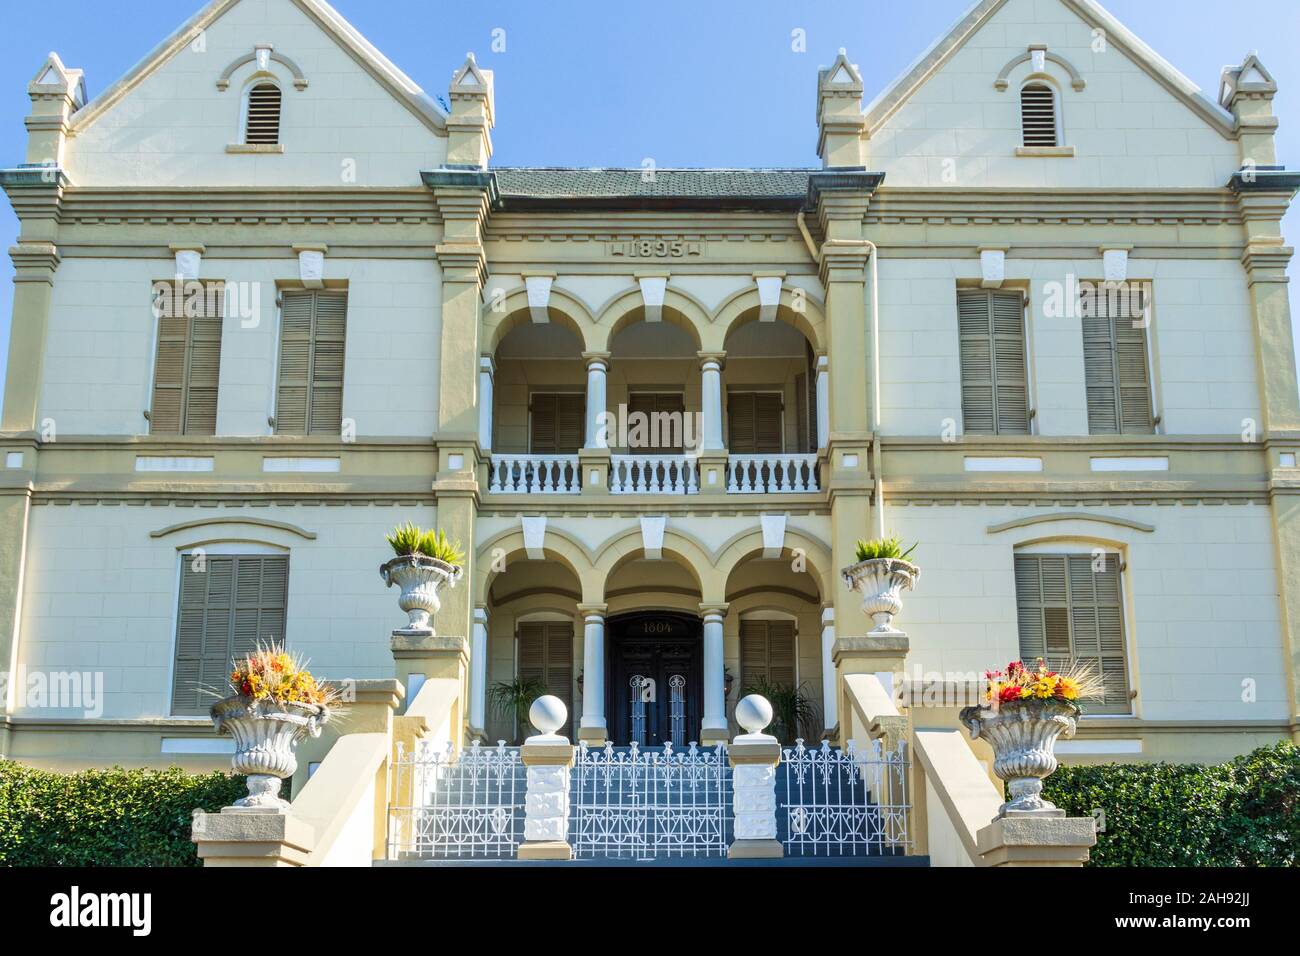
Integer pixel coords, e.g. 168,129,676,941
1,0,1297,865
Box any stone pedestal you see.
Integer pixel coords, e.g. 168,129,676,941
976,815,1096,867
727,694,784,859
518,697,576,861
191,807,313,867
832,632,908,745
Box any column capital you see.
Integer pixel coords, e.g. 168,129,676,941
697,350,727,370
577,603,608,619
699,602,730,619
479,354,496,375
472,605,488,624
821,606,835,626
581,351,611,370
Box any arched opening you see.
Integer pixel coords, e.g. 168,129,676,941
1020,82,1059,147
607,319,701,456
244,82,283,145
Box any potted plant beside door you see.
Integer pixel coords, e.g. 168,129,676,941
959,659,1105,816
841,535,919,633
380,523,465,636
210,643,336,811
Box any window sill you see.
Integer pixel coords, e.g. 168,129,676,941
226,143,285,154
1015,146,1075,158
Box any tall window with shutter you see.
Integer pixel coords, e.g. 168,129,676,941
739,619,797,690
276,290,347,435
150,282,224,436
1020,83,1059,147
1014,553,1131,714
727,392,783,453
958,289,1030,434
1081,286,1155,434
171,554,289,716
244,83,283,145
529,392,584,454
517,621,573,736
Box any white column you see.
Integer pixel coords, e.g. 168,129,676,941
700,353,725,451
701,605,728,739
579,607,606,738
583,353,609,449
478,356,494,451
469,606,488,737
820,607,837,732
815,355,830,449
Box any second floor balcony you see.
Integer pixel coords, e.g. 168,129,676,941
480,311,826,498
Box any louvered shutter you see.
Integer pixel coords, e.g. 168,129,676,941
150,284,223,436
740,619,797,690
529,393,584,454
1081,286,1154,434
276,291,347,435
171,555,289,716
1014,553,1131,714
1021,84,1058,147
245,84,282,145
958,290,1029,435
517,622,573,736
629,393,686,453
728,393,784,453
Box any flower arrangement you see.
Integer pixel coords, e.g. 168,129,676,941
228,643,335,707
854,534,917,563
981,658,1104,711
385,522,466,567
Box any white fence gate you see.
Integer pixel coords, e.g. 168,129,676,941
388,740,524,859
780,739,911,857
571,741,731,860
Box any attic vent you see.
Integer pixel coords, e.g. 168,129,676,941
245,83,283,145
1020,83,1058,147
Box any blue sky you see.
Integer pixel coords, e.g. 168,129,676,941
1,0,1298,401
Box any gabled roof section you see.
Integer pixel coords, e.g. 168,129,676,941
863,0,1235,140
68,0,448,135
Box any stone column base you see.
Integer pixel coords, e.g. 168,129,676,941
518,840,574,861
728,838,783,860
700,728,729,746
577,725,608,747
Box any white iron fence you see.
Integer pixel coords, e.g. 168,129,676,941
780,738,910,857
388,740,525,859
571,742,731,860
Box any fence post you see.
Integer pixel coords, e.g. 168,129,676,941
518,696,576,861
728,694,783,859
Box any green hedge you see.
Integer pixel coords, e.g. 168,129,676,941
1041,741,1300,867
0,762,246,867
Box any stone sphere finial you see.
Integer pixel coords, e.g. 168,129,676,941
529,695,567,736
735,694,773,735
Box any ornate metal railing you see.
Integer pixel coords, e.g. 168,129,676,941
388,740,525,859
726,453,820,493
780,738,910,856
609,454,699,494
488,454,581,494
571,742,731,860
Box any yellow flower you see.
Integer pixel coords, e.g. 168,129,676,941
1056,676,1080,700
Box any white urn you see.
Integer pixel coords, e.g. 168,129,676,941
841,558,919,633
380,554,462,636
211,697,330,811
959,698,1079,816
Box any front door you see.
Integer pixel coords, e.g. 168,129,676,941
607,613,702,747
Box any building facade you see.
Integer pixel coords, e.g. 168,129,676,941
1,0,1298,775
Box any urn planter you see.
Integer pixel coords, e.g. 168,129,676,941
959,698,1079,816
841,558,919,633
211,697,330,811
380,554,462,636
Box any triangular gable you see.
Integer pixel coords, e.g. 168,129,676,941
68,0,448,136
863,0,1235,140
30,52,87,107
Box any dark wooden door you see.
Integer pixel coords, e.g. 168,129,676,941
607,614,702,746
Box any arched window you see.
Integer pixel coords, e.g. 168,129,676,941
1019,82,1059,147
244,82,283,145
